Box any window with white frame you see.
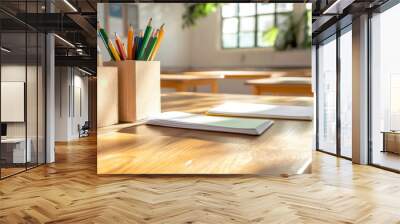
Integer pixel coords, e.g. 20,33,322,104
221,3,293,49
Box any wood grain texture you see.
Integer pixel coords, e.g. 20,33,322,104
98,92,313,175
1,137,400,223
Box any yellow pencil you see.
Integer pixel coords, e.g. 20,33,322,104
108,39,121,61
127,25,134,60
149,24,165,61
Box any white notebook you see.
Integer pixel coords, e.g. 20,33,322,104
146,111,273,135
207,102,313,121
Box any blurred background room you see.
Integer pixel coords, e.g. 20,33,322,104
97,3,312,95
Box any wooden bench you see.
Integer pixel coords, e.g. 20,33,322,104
161,74,224,93
246,77,313,96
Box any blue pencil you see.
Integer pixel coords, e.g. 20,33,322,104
136,30,144,60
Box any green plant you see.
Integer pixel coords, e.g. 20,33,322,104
263,10,312,50
182,3,220,29
301,10,312,48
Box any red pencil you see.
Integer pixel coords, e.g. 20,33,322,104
114,33,127,60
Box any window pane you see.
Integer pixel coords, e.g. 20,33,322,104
108,4,123,36
276,3,293,12
277,14,290,27
257,3,275,14
340,30,352,158
306,3,312,10
239,3,256,16
239,32,255,48
222,18,238,33
257,32,272,47
222,3,237,18
318,37,337,155
222,34,238,48
240,17,255,32
258,15,274,31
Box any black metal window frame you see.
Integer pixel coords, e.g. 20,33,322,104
220,3,293,49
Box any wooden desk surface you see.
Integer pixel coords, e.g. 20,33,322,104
97,92,314,175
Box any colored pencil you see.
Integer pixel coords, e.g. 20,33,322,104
137,18,153,60
149,24,165,61
144,30,159,61
97,22,115,60
114,33,127,60
108,39,121,61
132,36,137,60
127,25,134,60
98,17,164,62
136,30,144,60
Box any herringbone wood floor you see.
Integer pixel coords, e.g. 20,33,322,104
1,136,400,224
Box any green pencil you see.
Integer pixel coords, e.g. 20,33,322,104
144,30,159,61
97,22,115,60
137,18,153,60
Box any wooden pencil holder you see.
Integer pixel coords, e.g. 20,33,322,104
104,60,161,123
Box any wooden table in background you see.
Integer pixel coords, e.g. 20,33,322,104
97,92,314,175
183,68,311,79
246,77,313,96
161,74,224,93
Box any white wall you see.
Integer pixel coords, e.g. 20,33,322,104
138,4,192,68
55,67,69,141
54,67,89,141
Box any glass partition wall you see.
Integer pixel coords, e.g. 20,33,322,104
316,26,352,159
0,1,46,179
370,3,400,171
